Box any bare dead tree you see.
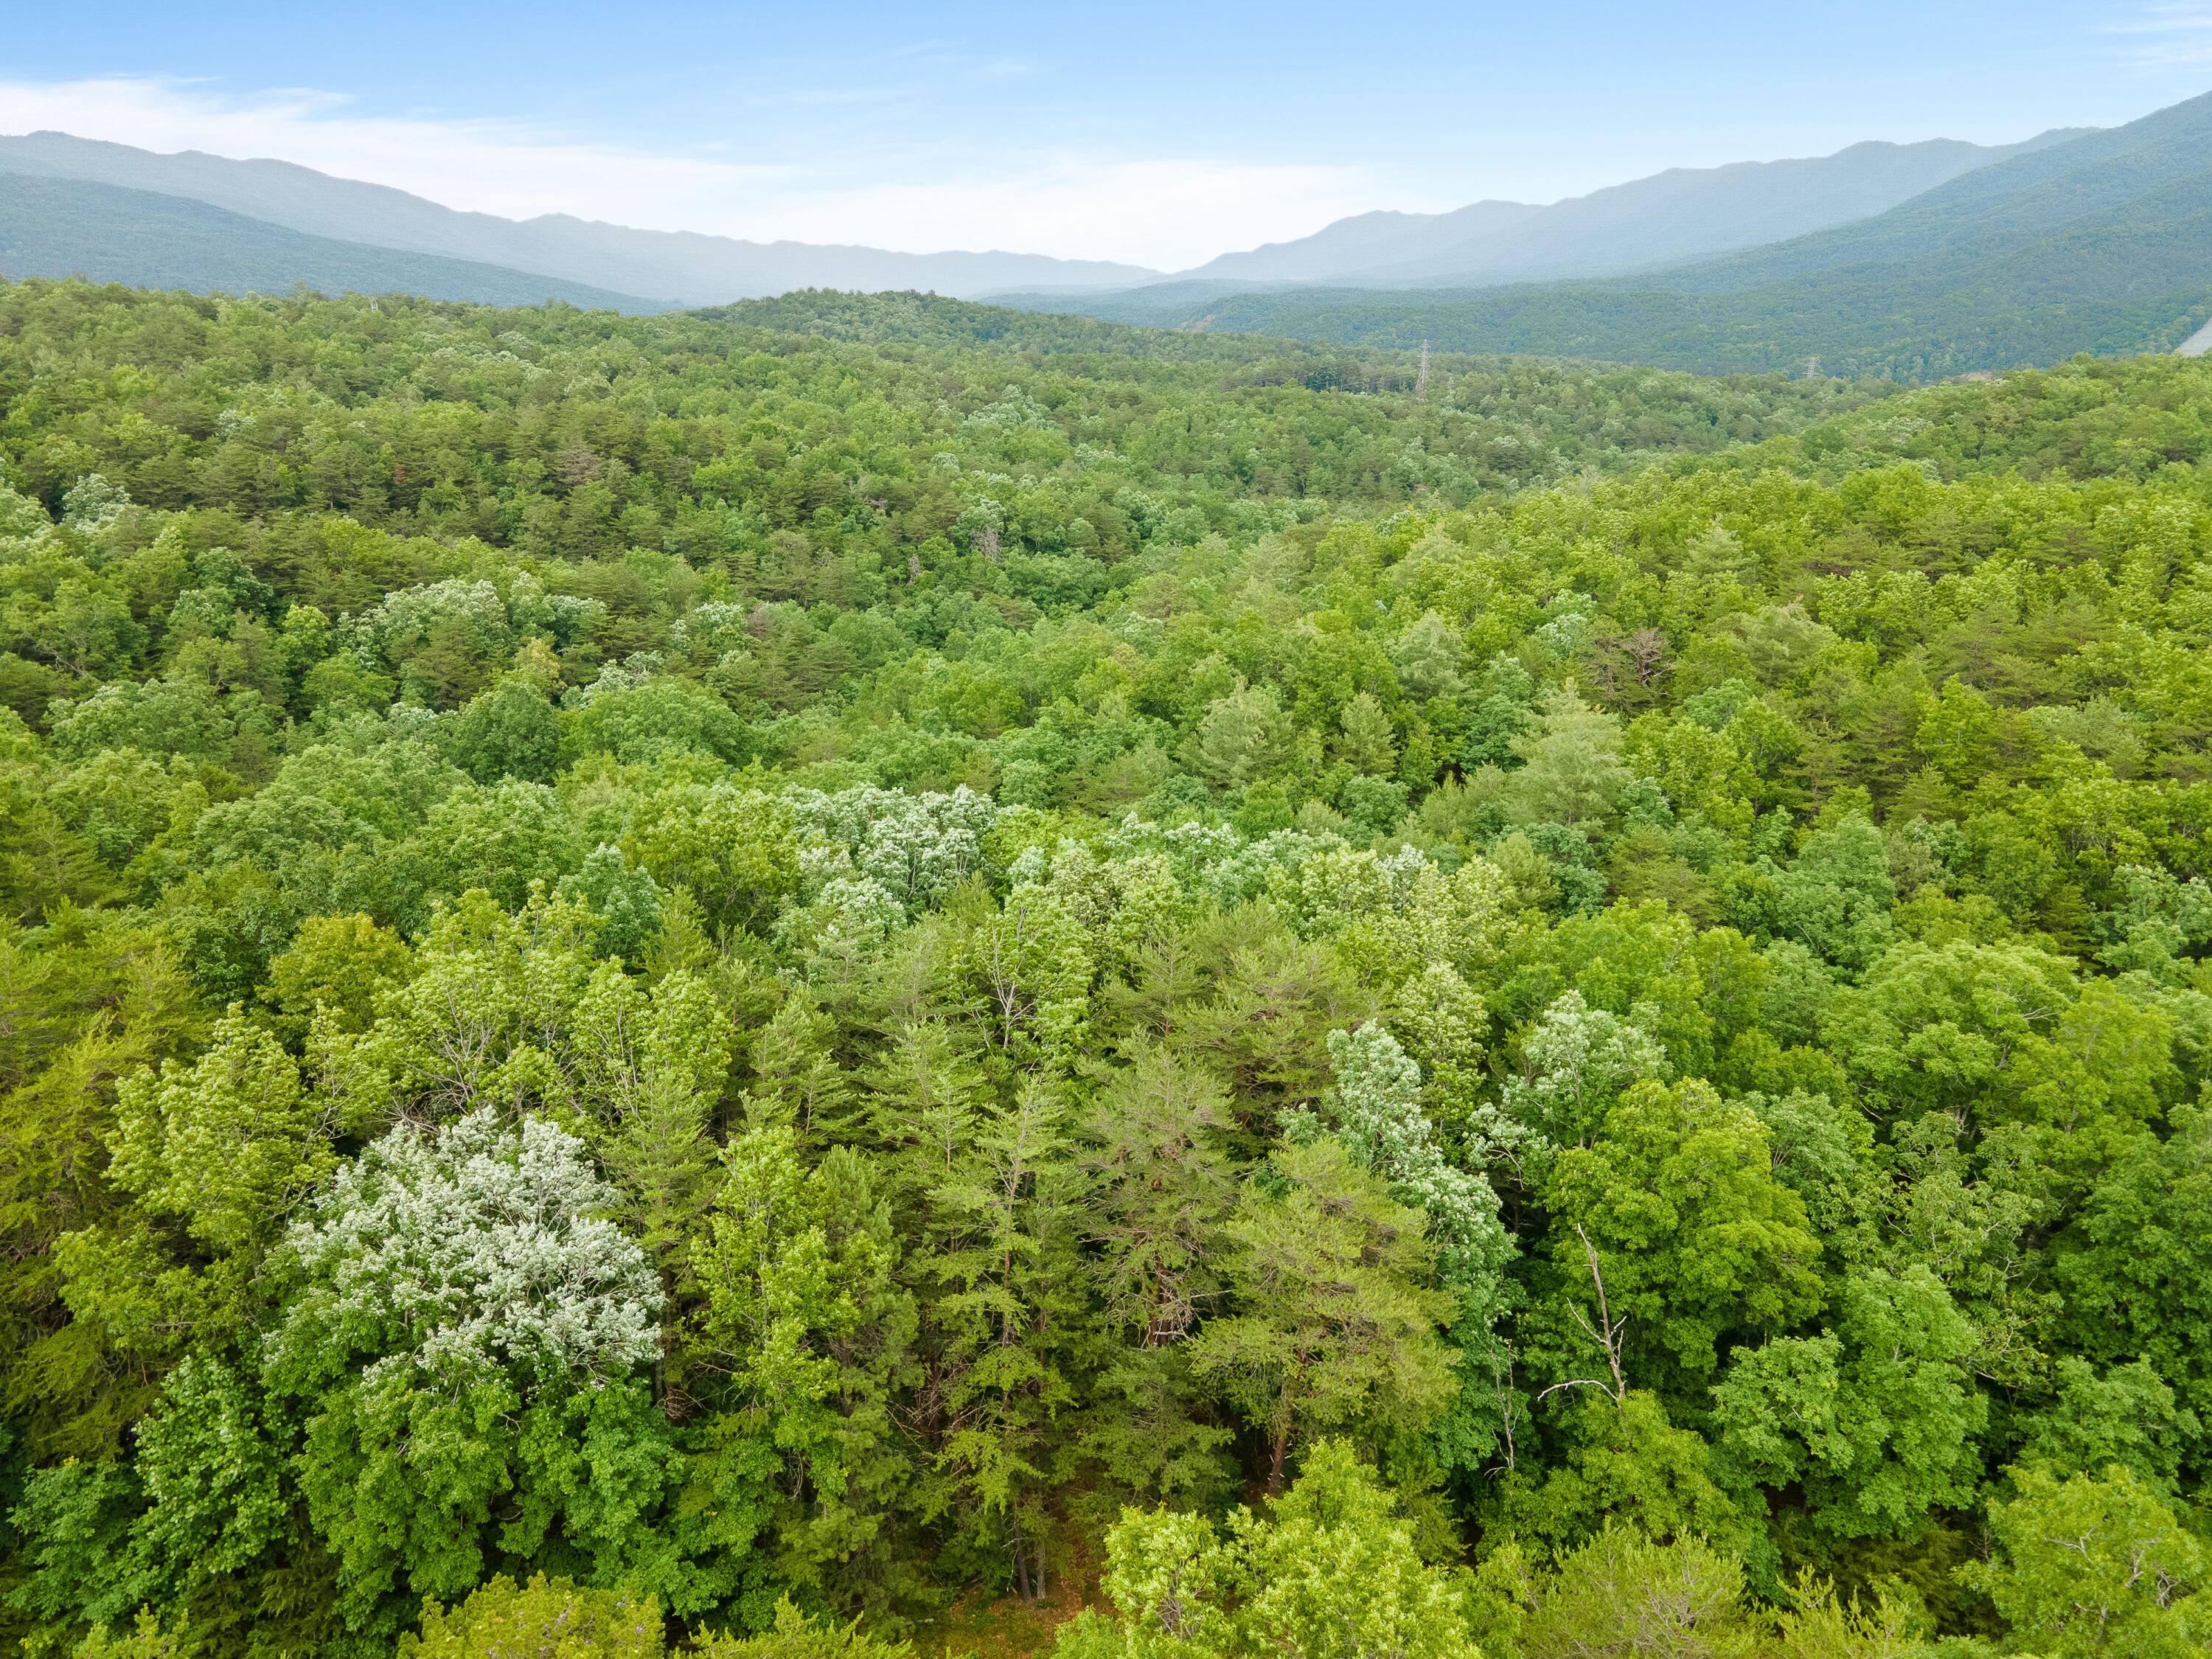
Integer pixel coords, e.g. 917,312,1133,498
1625,627,1671,690
1537,1223,1628,1408
1587,627,1673,709
1486,1341,1523,1476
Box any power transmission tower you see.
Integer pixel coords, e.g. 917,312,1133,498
1416,339,1431,399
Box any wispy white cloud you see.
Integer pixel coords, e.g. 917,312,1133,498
0,77,790,223
0,76,1396,271
2102,5,2212,66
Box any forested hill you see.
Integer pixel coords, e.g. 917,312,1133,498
995,91,2212,380
2,278,2212,1659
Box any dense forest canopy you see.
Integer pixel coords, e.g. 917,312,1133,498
1,277,2211,1659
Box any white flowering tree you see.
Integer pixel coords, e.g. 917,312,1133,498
260,1110,673,1628
787,782,995,916
1493,989,1667,1172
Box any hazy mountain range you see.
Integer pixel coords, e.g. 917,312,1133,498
0,131,1155,307
1164,131,2086,290
1006,89,2212,378
0,121,2104,312
0,173,669,312
3,92,2210,379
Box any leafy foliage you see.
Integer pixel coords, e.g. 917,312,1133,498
0,278,2208,1657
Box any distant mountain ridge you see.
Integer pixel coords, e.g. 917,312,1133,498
1148,131,2090,291
0,101,2197,378
0,173,670,312
0,132,1162,303
0,125,2102,315
1639,91,2212,293
991,90,2212,380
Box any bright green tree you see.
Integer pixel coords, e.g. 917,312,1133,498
1071,1439,1481,1659
1966,1466,2206,1659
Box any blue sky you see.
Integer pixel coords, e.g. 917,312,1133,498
3,1,2208,268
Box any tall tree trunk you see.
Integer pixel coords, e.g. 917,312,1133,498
1011,1511,1033,1602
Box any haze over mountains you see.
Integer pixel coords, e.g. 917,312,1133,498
2,91,2210,379
1001,89,2212,379
0,131,1157,307
0,173,675,312
0,119,2099,312
1166,131,2086,290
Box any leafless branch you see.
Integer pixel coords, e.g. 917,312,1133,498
1537,1223,1629,1407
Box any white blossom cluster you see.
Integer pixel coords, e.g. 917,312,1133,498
1320,1023,1509,1282
1102,813,1363,907
274,1109,664,1388
344,573,604,675
787,783,996,914
1492,990,1668,1164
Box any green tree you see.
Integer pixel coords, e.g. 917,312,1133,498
2012,1357,2197,1500
260,1110,675,1632
406,1576,664,1659
1072,1041,1240,1511
2052,1105,2212,1449
1496,1391,1744,1554
445,678,564,785
361,885,601,1116
698,1127,920,1615
261,911,414,1037
1074,1439,1481,1659
954,883,1092,1062
1764,817,1895,973
620,783,797,938
1965,1466,2205,1659
1079,1040,1237,1349
1189,1138,1456,1490
1336,691,1400,777
563,678,751,768
1543,1077,1822,1394
1183,684,1294,792
919,1080,1085,1601
571,963,732,1275
413,780,588,914
1504,689,1629,827
1710,1265,1987,1539
1522,1522,1759,1659
105,1008,335,1256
